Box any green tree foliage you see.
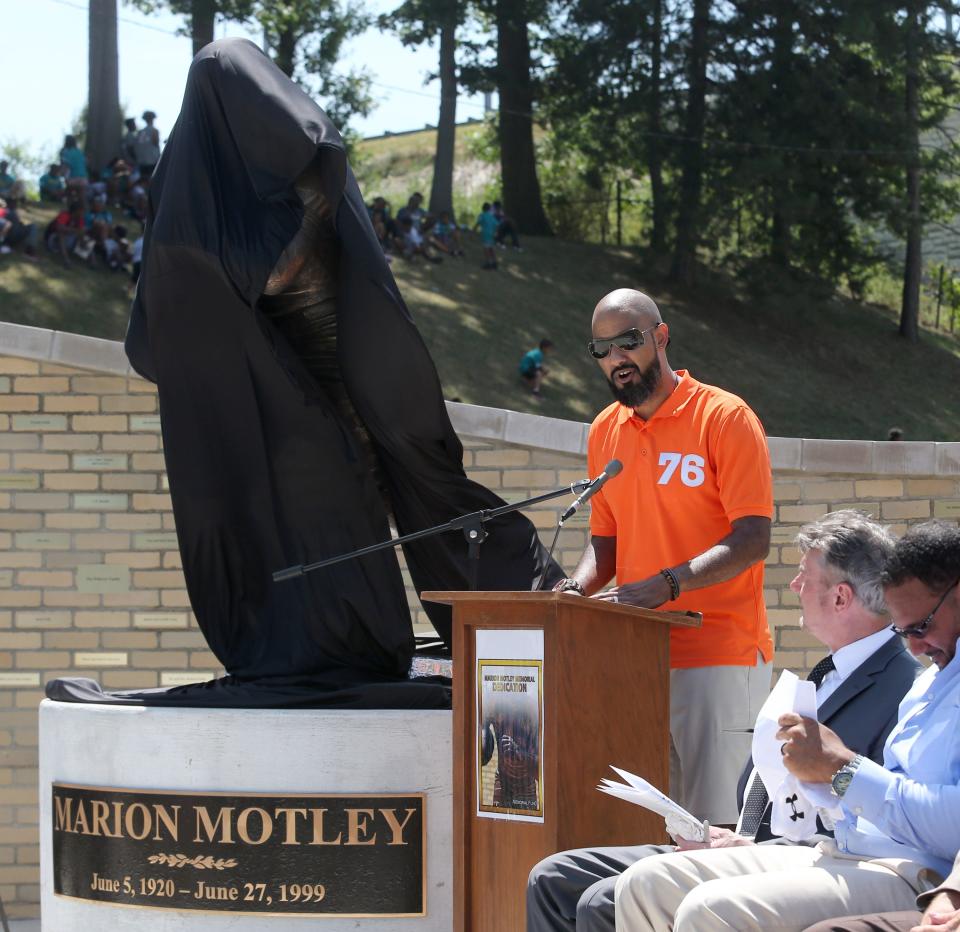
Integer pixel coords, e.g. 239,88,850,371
124,0,255,55
128,0,373,132
543,0,960,317
254,0,374,131
543,0,677,252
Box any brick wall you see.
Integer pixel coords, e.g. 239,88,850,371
1,323,959,918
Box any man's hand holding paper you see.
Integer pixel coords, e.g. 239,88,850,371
776,713,857,782
751,670,844,840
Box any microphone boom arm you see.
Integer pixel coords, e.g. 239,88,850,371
272,478,593,589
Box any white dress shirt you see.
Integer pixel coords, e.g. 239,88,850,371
816,628,899,707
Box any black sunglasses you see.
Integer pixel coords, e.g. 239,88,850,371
890,578,959,639
588,326,659,359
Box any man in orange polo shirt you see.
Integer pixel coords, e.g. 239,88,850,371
555,287,773,825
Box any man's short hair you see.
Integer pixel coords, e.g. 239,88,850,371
796,510,894,615
539,339,554,350
882,520,960,591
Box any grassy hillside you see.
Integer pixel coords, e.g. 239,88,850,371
354,122,496,226
2,177,959,440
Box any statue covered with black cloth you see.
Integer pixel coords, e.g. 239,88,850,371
47,38,562,709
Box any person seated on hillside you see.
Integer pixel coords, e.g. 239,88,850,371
396,191,425,227
399,214,441,263
84,195,114,263
473,202,499,270
101,223,132,272
85,194,113,234
368,195,397,251
59,135,88,198
433,210,464,256
39,164,67,203
126,178,148,222
0,161,15,197
103,157,133,207
0,197,38,260
493,200,521,250
422,214,458,257
88,169,109,203
46,200,90,266
519,339,554,399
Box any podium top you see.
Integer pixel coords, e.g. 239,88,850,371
420,590,701,628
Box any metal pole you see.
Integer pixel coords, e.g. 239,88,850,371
936,263,945,329
616,179,622,246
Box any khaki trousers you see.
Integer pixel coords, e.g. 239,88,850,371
669,654,772,825
614,842,923,932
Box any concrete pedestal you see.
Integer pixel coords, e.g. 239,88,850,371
39,700,452,930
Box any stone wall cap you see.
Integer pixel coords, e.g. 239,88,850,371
0,320,133,376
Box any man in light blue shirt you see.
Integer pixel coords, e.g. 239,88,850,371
613,520,960,932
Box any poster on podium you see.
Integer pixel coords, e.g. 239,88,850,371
475,629,544,823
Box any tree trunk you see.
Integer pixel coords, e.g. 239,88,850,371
647,0,666,253
429,11,457,218
899,1,922,342
87,0,121,174
495,0,551,236
191,0,217,57
670,0,710,283
275,27,297,77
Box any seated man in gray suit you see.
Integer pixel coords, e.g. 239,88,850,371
527,510,920,932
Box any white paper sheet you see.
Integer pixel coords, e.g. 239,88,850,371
597,766,707,842
751,671,841,840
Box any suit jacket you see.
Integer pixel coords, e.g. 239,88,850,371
736,634,920,842
918,850,960,906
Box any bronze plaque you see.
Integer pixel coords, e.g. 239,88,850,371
52,783,425,916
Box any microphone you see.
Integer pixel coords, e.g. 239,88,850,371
559,459,622,523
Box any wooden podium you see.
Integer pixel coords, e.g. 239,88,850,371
422,591,700,932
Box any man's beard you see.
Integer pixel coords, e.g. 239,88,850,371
606,355,662,407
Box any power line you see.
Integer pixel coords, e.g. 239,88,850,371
42,0,183,37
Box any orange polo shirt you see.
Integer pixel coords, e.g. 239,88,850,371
588,370,773,669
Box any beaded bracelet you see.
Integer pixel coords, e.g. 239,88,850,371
660,567,681,601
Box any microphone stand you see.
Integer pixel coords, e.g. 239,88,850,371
272,480,590,591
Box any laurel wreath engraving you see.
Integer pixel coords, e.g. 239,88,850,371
148,853,238,870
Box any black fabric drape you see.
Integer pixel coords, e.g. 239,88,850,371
48,38,561,709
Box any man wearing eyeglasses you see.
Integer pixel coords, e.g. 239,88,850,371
613,520,960,932
553,288,774,828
